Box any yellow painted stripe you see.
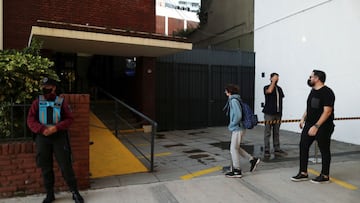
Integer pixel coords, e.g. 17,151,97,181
116,128,144,134
181,166,222,180
308,168,358,190
153,152,172,157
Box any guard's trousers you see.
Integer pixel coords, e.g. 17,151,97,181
35,131,78,193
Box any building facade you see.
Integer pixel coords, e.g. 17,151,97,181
156,0,200,36
190,0,254,52
2,0,191,119
254,0,360,144
0,0,193,196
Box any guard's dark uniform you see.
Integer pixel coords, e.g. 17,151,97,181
27,78,83,203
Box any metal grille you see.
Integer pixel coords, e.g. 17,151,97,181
156,49,255,131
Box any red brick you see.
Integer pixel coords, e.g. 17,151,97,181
8,144,15,154
0,186,17,193
4,0,155,49
78,94,90,104
1,144,9,155
0,159,11,167
1,170,12,176
14,143,21,154
0,174,9,181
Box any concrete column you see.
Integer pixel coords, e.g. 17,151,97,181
165,16,168,36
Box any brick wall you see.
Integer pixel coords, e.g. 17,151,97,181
156,16,166,34
4,0,156,49
168,17,185,35
0,94,90,198
187,21,199,29
156,16,199,36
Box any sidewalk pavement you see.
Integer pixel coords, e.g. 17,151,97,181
1,126,359,203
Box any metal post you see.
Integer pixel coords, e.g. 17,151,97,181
314,141,319,163
309,141,321,164
23,101,27,139
10,100,14,137
150,123,157,172
114,102,118,137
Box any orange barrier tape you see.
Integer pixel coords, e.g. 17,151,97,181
258,117,360,125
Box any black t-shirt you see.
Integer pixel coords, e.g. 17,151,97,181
306,86,335,126
262,85,284,115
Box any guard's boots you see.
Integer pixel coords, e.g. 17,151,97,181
42,192,55,203
72,190,84,203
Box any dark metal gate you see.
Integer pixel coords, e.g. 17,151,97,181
156,49,255,131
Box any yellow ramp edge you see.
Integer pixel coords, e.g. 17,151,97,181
89,112,147,178
308,168,358,190
180,166,222,180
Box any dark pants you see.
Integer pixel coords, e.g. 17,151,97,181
35,131,78,193
264,113,282,152
299,123,335,175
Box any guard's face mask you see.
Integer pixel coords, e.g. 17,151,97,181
42,88,53,95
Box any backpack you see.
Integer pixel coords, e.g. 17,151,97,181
234,98,258,129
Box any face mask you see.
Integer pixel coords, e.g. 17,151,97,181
42,88,53,95
307,79,314,87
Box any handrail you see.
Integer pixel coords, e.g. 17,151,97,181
96,87,157,172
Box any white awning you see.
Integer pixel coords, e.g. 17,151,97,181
29,21,192,57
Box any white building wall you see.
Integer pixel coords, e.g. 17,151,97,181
156,5,200,23
254,0,360,144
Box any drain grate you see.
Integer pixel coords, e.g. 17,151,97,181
183,149,205,154
164,143,186,148
188,131,207,135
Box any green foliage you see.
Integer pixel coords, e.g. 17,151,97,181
0,39,57,138
173,6,205,38
197,6,208,27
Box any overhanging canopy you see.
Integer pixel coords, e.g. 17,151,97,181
29,20,192,57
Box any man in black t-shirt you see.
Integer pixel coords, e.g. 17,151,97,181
262,73,286,158
291,70,335,184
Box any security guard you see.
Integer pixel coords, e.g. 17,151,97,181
27,77,84,203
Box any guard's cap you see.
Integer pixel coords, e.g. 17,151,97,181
41,77,57,86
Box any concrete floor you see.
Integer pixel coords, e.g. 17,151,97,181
2,126,359,203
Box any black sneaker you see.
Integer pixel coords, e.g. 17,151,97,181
310,174,330,184
250,158,260,172
291,173,309,182
274,149,288,156
42,193,55,203
264,151,271,158
72,191,84,203
225,169,242,178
